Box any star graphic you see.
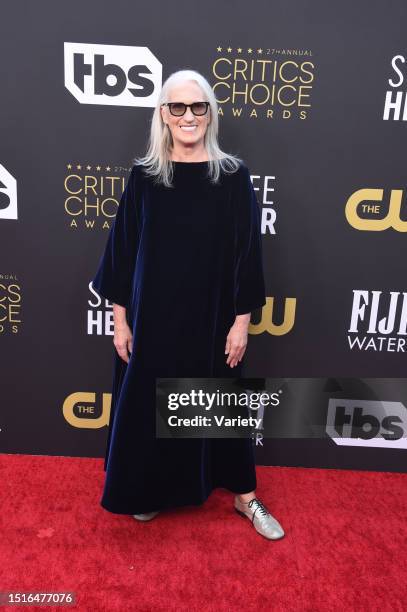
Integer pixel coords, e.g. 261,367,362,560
227,47,232,53
86,165,91,170
106,166,111,171
76,164,81,170
96,165,101,171
67,164,72,170
217,46,222,52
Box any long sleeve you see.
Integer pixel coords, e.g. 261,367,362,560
234,164,266,315
91,165,141,307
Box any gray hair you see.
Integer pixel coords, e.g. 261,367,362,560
133,69,243,188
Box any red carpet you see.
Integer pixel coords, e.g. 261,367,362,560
1,454,406,611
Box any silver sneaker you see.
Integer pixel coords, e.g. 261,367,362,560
234,497,285,540
133,511,160,521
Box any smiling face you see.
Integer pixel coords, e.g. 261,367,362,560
160,80,211,155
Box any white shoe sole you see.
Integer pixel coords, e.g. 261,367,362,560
133,511,160,521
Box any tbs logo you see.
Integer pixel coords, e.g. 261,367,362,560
64,42,162,107
326,399,407,449
0,164,17,220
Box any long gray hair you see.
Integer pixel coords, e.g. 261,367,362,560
133,69,243,188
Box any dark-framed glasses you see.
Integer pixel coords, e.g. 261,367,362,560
162,102,210,117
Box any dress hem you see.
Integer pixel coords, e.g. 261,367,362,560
100,480,257,515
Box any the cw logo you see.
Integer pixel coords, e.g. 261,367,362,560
249,297,296,335
63,392,111,428
345,188,406,231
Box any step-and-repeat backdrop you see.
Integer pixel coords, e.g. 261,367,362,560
1,0,406,472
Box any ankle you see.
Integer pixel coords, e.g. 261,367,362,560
236,493,256,504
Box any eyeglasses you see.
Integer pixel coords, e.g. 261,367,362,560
161,102,210,117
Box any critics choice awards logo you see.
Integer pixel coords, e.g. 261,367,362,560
211,45,314,119
0,274,21,334
63,162,130,230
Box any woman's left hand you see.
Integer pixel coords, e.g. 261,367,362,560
225,313,251,367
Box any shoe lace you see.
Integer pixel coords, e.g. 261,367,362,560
248,498,270,519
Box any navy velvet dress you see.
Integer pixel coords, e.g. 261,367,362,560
92,159,266,514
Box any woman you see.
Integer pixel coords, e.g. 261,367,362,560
92,69,284,541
